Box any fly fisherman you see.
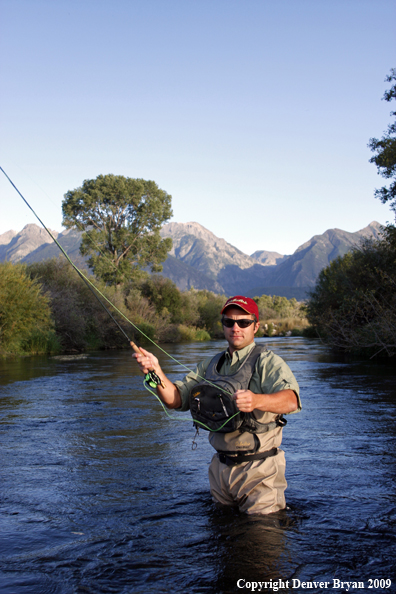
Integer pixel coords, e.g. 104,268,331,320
133,295,301,515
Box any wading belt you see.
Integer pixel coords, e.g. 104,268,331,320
218,447,278,467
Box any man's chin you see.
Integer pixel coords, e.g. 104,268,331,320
229,338,245,349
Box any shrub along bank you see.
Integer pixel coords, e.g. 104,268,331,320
306,226,396,359
0,261,60,356
0,258,308,356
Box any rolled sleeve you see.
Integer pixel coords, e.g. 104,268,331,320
254,351,301,413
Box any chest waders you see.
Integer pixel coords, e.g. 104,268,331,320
189,345,286,466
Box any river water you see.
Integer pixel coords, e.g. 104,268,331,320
0,338,395,594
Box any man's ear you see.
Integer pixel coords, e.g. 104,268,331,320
254,322,260,334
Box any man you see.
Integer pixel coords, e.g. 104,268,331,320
133,295,301,515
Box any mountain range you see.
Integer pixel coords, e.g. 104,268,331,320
159,221,382,298
0,220,383,299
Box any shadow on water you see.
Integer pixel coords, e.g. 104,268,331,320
0,338,395,593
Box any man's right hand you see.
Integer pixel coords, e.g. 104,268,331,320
132,347,182,409
132,347,160,375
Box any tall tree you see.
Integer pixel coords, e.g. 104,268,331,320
369,68,396,217
62,174,173,284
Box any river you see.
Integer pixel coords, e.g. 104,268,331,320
0,338,395,594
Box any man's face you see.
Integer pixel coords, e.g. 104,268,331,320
222,306,260,353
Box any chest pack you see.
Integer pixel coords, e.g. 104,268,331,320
189,345,286,434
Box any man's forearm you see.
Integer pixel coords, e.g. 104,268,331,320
255,389,298,414
155,372,182,409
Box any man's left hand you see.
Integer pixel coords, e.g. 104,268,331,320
233,389,258,412
233,388,298,414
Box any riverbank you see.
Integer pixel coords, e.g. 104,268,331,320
1,259,308,357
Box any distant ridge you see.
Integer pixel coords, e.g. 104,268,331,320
0,220,383,299
250,250,289,266
265,222,383,288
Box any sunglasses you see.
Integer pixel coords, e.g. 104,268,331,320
222,317,256,328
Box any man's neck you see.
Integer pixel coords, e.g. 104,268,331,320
227,341,255,356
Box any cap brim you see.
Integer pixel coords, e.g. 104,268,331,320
221,303,250,315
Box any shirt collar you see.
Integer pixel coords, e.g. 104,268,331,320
225,341,256,365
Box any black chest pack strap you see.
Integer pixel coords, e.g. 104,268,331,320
218,447,278,467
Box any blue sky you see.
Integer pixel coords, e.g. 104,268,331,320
1,0,395,255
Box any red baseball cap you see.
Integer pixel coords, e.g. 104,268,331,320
221,296,259,320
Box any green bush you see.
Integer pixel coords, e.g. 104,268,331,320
195,291,226,336
0,261,58,355
135,320,157,343
195,328,211,341
177,325,211,342
27,258,130,351
140,276,183,322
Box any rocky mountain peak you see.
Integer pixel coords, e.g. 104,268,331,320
161,221,256,277
0,230,17,245
0,223,59,263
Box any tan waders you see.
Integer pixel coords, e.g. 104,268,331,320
208,448,287,514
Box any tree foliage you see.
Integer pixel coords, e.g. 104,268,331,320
306,228,396,357
62,174,173,284
0,262,57,355
369,68,396,215
140,276,183,322
195,290,226,336
254,294,304,320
